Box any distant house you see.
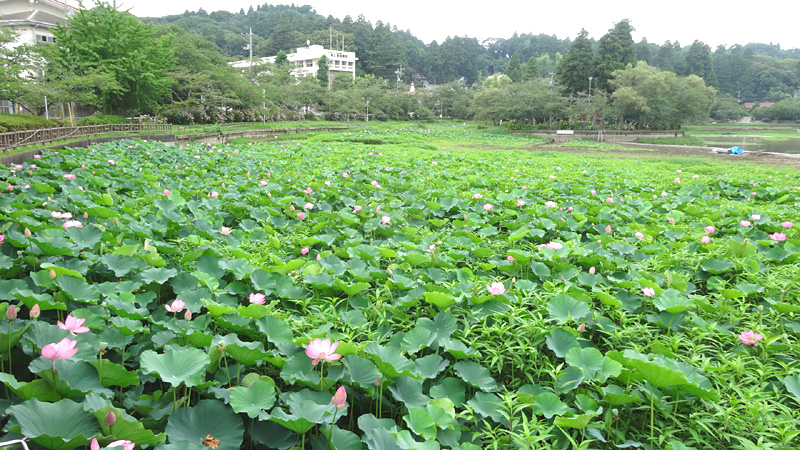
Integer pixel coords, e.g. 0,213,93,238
744,102,775,110
0,0,77,114
231,44,358,81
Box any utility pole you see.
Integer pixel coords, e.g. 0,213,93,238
248,27,253,80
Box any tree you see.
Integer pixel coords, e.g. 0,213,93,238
522,55,540,81
45,1,174,114
506,52,522,82
635,38,653,63
595,19,636,91
685,40,718,87
0,28,30,108
654,41,675,72
608,62,715,129
557,29,594,94
316,55,329,88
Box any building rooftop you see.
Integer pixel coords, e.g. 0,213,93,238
0,9,65,26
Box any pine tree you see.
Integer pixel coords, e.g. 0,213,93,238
557,29,595,94
506,53,522,82
317,55,329,88
595,19,636,91
522,55,540,81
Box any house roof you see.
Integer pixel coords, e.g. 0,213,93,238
744,102,775,110
0,9,65,26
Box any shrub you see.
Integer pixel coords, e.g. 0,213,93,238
76,114,133,126
0,113,68,131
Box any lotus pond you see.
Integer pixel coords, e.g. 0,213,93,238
1,127,800,450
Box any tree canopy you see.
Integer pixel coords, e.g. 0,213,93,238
45,1,174,114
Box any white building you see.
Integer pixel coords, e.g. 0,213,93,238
233,44,358,81
1,0,77,113
0,0,76,48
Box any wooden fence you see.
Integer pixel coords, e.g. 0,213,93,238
0,124,173,151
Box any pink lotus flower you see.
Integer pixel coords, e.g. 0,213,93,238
57,315,91,334
431,161,437,166
635,232,644,239
381,215,390,224
353,205,362,212
507,255,516,262
290,205,295,211
605,225,612,233
305,338,342,365
184,309,192,320
704,226,715,234
668,217,675,224
301,247,310,255
220,226,231,236
342,172,349,178
24,228,31,237
782,221,793,228
751,214,761,221
483,203,493,211
304,202,314,210
544,201,557,208
701,236,711,244
641,287,655,297
516,200,526,207
42,337,78,360
91,438,100,450
589,266,596,274
486,281,506,295
105,411,117,426
108,160,116,165
63,174,76,181
34,154,41,159
590,190,596,196
297,212,306,219
472,193,483,199
332,386,347,409
210,191,219,198
250,293,266,305
259,180,268,186
163,189,170,196
738,330,764,346
568,206,574,211
304,187,313,195
674,178,681,183
165,299,185,313
740,220,751,227
107,440,134,450
0,234,4,245
544,241,563,250
606,197,614,204
769,232,787,242
577,323,586,332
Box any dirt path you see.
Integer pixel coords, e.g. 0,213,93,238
529,143,800,170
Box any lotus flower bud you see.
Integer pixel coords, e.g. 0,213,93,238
185,309,192,321
30,304,40,319
105,410,117,426
24,227,31,237
6,305,16,320
49,269,57,279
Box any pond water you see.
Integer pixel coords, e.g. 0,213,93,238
701,136,800,154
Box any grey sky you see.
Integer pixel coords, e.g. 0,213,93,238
100,0,800,50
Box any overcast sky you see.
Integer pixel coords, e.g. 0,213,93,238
99,0,800,50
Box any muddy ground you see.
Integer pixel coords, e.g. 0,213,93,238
526,143,800,170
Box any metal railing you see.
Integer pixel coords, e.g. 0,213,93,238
0,124,173,151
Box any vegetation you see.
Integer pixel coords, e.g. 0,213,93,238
0,114,68,132
1,127,799,450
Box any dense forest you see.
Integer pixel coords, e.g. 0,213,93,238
142,3,800,103
4,2,800,127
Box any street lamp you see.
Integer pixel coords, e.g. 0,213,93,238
588,76,593,103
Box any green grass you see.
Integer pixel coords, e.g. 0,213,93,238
561,140,657,151
637,136,706,146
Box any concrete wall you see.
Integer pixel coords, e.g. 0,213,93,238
510,130,683,144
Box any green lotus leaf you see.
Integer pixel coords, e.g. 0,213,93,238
140,348,210,387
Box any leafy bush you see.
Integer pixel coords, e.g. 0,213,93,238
0,114,68,131
76,114,134,126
